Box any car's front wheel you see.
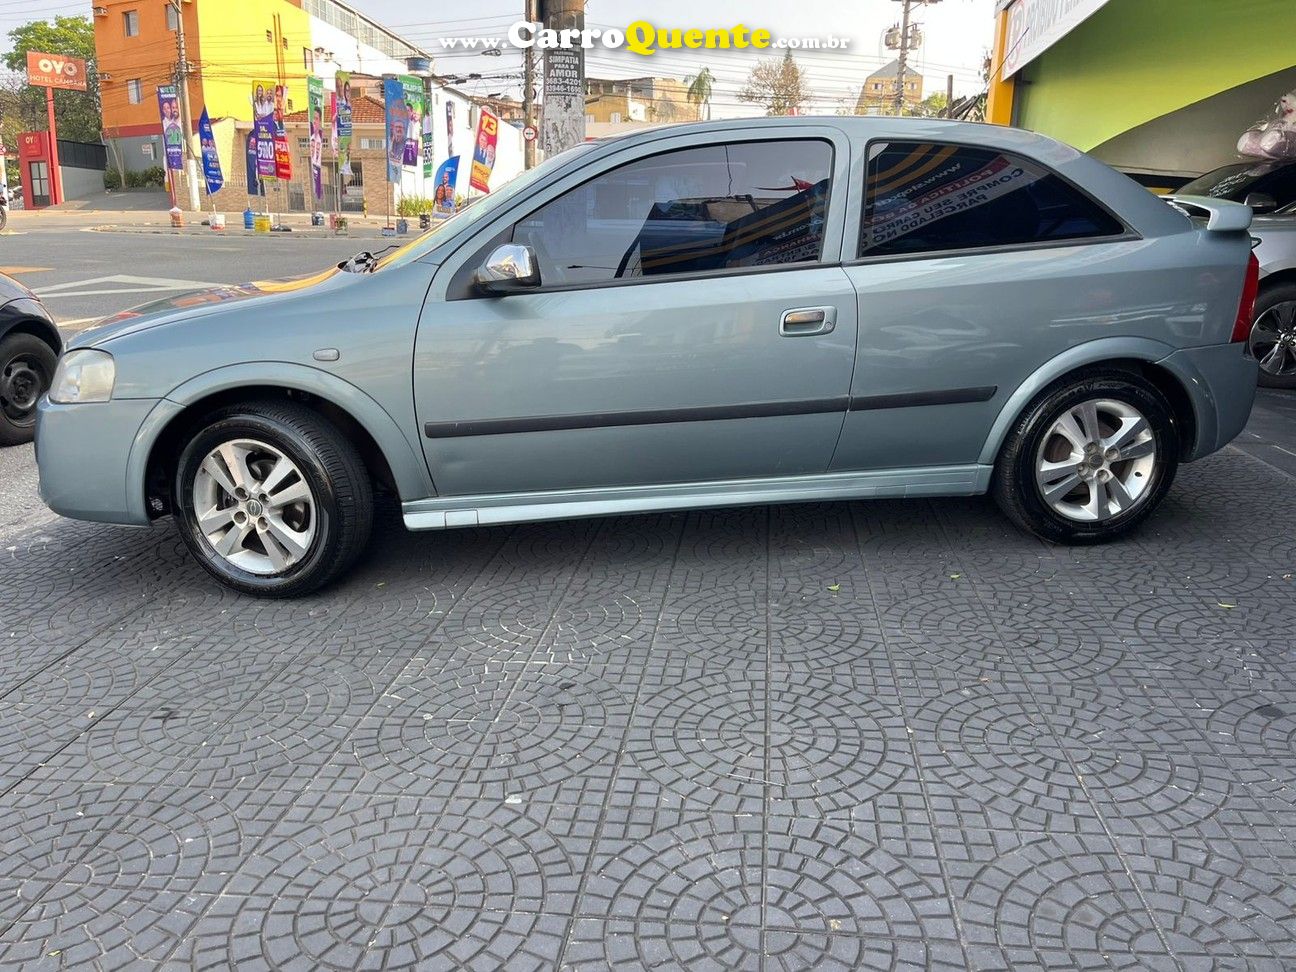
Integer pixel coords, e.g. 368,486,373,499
1249,282,1296,389
0,332,57,446
174,401,373,596
992,370,1179,544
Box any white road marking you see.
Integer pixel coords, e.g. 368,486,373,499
35,274,221,299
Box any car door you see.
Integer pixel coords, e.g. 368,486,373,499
413,129,857,498
833,137,1139,472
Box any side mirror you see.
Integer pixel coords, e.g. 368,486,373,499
1244,191,1278,213
474,243,540,294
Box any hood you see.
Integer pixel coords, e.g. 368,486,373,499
70,267,349,348
0,271,38,305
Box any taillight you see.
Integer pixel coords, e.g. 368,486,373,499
1232,252,1260,343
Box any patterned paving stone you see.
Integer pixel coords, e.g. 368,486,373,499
2,441,1296,969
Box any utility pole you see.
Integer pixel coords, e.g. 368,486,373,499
170,0,200,211
522,0,538,169
889,0,940,117
539,0,586,156
893,0,912,116
945,73,954,117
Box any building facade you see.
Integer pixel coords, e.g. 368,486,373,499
854,58,923,115
986,0,1296,186
585,77,701,126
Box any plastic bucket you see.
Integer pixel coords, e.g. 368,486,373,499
209,213,226,231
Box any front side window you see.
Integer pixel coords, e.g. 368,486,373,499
513,139,833,288
127,79,143,104
123,10,139,36
860,141,1124,258
165,5,179,30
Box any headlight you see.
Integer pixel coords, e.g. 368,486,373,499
49,349,116,404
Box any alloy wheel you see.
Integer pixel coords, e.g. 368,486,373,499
1034,398,1157,522
191,438,317,575
1249,300,1296,377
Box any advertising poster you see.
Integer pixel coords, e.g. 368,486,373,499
335,71,353,178
445,100,456,159
469,108,499,193
384,77,406,183
308,76,324,200
422,95,435,178
432,156,459,217
400,75,423,168
251,81,277,178
197,107,223,195
273,84,291,181
157,85,183,171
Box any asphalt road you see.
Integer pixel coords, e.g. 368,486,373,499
2,228,374,330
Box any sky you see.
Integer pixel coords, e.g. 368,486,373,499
2,0,997,114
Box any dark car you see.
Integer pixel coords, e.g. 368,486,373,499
0,272,61,445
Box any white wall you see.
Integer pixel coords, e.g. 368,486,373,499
307,17,411,80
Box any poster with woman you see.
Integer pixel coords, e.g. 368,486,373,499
251,81,277,178
432,157,459,217
335,71,353,179
157,85,183,171
272,84,291,181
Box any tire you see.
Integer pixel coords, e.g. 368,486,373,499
1249,282,1296,389
992,369,1179,545
0,332,57,447
173,401,373,597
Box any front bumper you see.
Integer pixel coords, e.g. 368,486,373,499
1157,343,1258,460
36,397,163,525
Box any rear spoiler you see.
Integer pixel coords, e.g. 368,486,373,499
1163,194,1253,232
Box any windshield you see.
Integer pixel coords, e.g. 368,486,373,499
1178,160,1296,204
372,142,599,272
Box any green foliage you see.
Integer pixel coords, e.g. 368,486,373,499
396,195,436,216
103,168,121,191
1,16,101,146
106,166,166,190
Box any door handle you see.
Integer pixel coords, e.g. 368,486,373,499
780,306,836,336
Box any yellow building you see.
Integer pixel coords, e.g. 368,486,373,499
854,58,923,115
585,77,701,125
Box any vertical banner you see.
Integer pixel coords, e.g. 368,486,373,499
469,108,499,193
273,84,291,181
542,46,585,156
157,85,183,171
197,108,223,195
335,71,353,178
384,77,406,184
445,100,456,159
432,156,459,217
422,90,435,178
400,75,423,168
308,76,324,201
251,81,276,178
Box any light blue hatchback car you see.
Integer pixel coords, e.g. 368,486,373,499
37,118,1259,596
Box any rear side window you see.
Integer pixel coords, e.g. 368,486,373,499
860,141,1124,258
513,139,833,287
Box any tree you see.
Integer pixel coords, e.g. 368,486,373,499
913,92,949,118
738,51,807,117
685,68,714,121
3,15,101,149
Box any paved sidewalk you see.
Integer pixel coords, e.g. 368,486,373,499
1,407,1296,968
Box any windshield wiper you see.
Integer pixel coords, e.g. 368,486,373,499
339,245,399,273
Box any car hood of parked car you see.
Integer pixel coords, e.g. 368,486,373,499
69,267,349,349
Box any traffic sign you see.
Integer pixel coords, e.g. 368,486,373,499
523,125,538,142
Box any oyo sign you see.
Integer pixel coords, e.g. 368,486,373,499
26,51,88,91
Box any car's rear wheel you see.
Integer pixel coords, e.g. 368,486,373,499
0,332,57,447
1249,283,1296,389
992,370,1179,544
174,401,372,596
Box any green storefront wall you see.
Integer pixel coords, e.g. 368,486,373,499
1014,0,1296,152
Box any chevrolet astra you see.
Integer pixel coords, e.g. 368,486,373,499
37,118,1260,596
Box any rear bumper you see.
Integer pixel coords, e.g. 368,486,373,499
36,397,161,525
1157,343,1258,460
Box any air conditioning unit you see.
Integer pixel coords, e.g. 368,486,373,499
93,6,108,15
99,73,113,81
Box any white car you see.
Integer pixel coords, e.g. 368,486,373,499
1178,159,1296,387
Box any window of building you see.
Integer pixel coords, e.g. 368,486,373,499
610,111,621,124
303,47,314,71
511,139,834,288
127,79,143,104
165,5,179,31
266,29,273,42
860,141,1126,258
358,137,385,150
123,10,140,37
